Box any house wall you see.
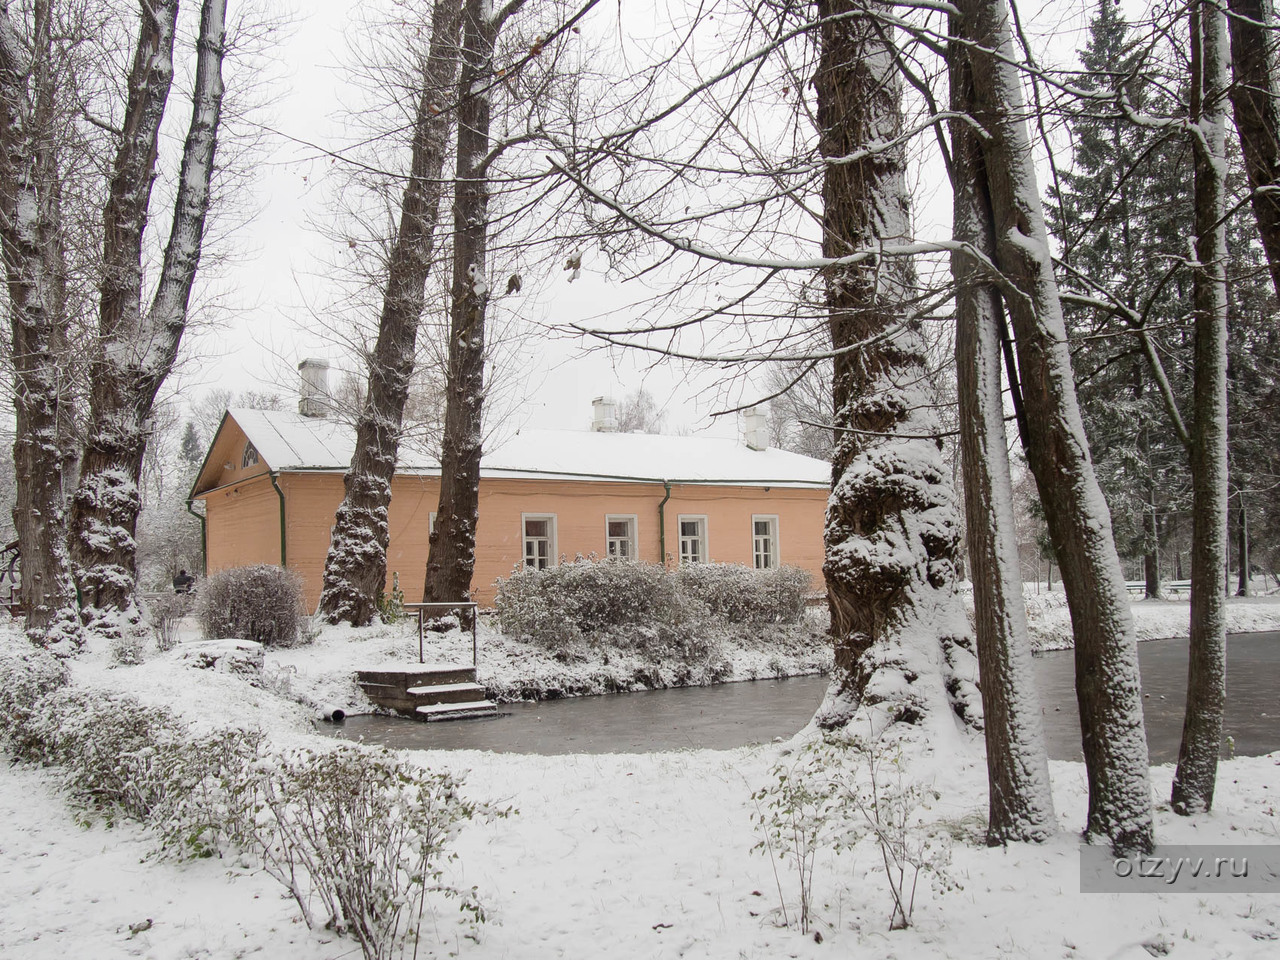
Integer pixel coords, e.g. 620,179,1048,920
201,472,829,611
203,473,284,575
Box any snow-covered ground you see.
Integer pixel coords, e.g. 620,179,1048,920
3,596,1280,959
1022,593,1280,651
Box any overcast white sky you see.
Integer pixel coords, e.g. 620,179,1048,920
169,0,1097,440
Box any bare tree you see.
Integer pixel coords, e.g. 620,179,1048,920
0,0,84,649
813,0,980,738
317,0,461,626
616,386,667,433
69,0,227,637
952,0,1154,853
1225,0,1280,298
1171,0,1230,816
949,22,1055,843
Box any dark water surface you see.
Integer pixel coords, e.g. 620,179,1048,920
1031,630,1280,763
320,632,1280,760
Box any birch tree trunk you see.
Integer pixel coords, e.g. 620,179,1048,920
1224,0,1280,298
1171,0,1230,816
318,0,461,626
954,0,1154,853
950,39,1055,843
0,2,83,651
424,0,526,604
69,0,226,636
814,0,981,739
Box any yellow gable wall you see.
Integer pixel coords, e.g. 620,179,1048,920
201,471,829,610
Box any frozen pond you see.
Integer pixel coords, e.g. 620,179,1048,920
321,632,1280,760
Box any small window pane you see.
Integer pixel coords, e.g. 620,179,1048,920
525,518,549,538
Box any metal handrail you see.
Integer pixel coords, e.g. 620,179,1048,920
402,602,479,668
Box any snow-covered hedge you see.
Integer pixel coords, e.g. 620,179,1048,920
494,559,812,664
197,564,305,646
673,563,811,625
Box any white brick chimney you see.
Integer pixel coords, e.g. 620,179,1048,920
591,395,618,432
743,406,769,451
298,358,331,418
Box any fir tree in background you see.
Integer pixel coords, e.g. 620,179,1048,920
1047,0,1194,599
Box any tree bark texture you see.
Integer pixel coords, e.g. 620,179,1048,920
70,0,226,636
1236,498,1249,596
950,44,1056,844
953,0,1154,853
318,0,461,625
1224,0,1280,298
814,0,982,738
1171,1,1230,816
424,0,526,603
0,2,83,651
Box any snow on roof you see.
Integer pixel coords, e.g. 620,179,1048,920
227,408,830,488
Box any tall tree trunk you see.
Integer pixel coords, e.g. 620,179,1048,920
424,0,527,604
954,0,1154,853
0,2,83,651
814,0,981,739
70,0,226,636
1224,0,1280,298
950,39,1055,843
1172,0,1230,815
1141,428,1162,599
318,0,461,625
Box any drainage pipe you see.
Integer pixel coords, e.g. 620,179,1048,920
268,472,287,567
657,480,672,567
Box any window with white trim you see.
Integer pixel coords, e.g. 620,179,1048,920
522,514,556,569
606,515,638,559
752,515,779,570
429,512,437,535
241,442,259,469
678,515,707,565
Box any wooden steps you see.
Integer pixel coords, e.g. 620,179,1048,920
356,664,497,721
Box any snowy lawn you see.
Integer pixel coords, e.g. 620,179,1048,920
4,600,1279,959
4,734,1278,959
1021,593,1280,651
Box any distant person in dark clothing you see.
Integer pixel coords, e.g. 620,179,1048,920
173,569,195,594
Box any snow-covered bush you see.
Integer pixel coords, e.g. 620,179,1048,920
241,744,509,960
147,591,193,651
196,564,305,646
0,660,504,958
674,563,810,625
0,636,70,759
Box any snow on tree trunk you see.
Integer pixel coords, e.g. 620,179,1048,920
1224,0,1280,299
954,0,1154,853
1171,0,1230,816
318,0,461,626
813,1,981,742
424,0,526,604
949,43,1055,843
0,4,83,652
70,0,226,638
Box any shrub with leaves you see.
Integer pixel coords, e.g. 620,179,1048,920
196,564,305,646
147,591,194,651
0,648,505,960
241,744,509,960
375,571,407,624
752,727,958,932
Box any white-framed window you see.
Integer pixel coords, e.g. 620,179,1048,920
522,514,556,570
241,442,259,469
678,515,708,565
605,515,638,559
752,515,780,570
429,512,437,535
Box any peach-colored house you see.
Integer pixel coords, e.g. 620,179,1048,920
189,404,831,609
